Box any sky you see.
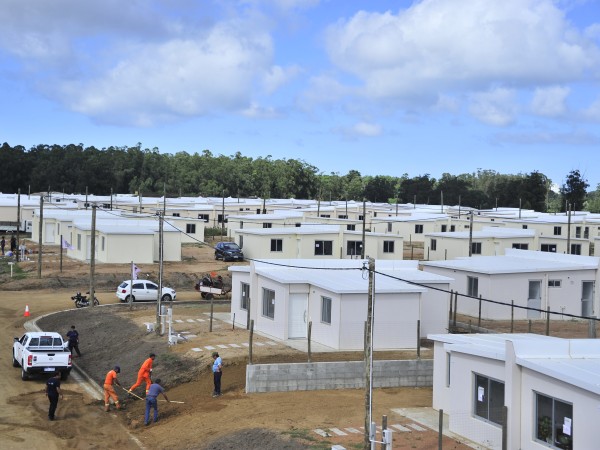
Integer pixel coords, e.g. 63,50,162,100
1,0,600,189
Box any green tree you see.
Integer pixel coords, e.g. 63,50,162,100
560,170,589,211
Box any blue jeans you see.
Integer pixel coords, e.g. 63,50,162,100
145,397,158,424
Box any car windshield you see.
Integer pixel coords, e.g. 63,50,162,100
223,243,240,251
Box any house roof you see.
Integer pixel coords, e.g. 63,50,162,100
422,249,599,274
427,333,600,396
426,226,536,239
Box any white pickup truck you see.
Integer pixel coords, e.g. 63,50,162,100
13,332,72,380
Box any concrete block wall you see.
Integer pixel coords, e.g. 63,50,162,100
246,359,433,393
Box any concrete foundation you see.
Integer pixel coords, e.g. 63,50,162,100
246,359,433,393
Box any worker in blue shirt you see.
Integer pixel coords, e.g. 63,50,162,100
144,379,169,426
212,352,222,397
45,372,63,420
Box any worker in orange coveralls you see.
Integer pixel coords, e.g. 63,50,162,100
129,353,155,396
104,365,122,412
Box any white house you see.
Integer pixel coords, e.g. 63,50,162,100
422,249,600,320
229,259,452,350
429,332,600,450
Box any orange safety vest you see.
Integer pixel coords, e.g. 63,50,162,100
105,369,118,385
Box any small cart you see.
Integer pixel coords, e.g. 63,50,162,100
195,274,229,300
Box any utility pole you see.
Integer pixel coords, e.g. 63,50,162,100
16,188,21,263
440,190,444,213
361,199,366,259
468,211,474,257
567,204,572,254
85,186,88,209
110,187,113,210
364,257,375,450
221,190,225,241
37,196,43,279
89,204,96,306
156,212,164,335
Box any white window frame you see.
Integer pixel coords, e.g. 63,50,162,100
321,296,332,325
262,288,275,319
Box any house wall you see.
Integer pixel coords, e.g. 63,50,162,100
423,266,598,320
154,232,182,262
448,352,504,449
308,287,342,349
254,275,289,340
100,234,154,264
420,283,451,337
431,341,451,412
230,270,251,328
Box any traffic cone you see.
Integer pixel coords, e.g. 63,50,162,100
24,305,30,317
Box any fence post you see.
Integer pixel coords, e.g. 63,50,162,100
453,292,458,327
546,307,550,336
380,415,387,450
468,320,472,333
448,290,454,331
589,319,597,338
478,295,482,329
528,320,532,333
438,409,443,450
417,320,421,359
510,301,514,333
249,319,254,365
232,313,235,330
308,321,312,363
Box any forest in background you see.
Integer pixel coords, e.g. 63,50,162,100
0,142,596,212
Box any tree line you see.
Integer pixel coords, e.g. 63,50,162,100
0,142,592,212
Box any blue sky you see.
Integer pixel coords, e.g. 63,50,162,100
1,0,600,189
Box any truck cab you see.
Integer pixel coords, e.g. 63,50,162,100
13,332,72,380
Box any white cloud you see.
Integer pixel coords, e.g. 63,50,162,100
531,86,570,117
469,88,517,126
582,97,600,122
240,102,282,119
324,0,600,103
493,129,600,145
262,65,301,93
334,121,383,139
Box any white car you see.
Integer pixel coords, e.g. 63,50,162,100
116,280,176,302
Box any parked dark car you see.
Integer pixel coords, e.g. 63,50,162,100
214,242,244,261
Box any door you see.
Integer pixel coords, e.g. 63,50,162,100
44,223,55,244
527,280,542,319
288,293,308,339
132,281,148,300
582,281,595,317
146,282,159,301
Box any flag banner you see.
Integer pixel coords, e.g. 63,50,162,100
132,263,141,280
62,238,74,250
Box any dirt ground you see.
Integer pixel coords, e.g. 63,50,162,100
6,240,588,449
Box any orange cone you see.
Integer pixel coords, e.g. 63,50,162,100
24,305,30,317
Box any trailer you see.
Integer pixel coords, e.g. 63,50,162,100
194,274,229,300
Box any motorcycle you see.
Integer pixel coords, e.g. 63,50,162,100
71,292,100,308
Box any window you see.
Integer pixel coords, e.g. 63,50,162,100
535,393,572,447
553,226,562,236
270,239,282,252
415,224,424,234
548,280,562,288
320,214,330,218
570,244,582,255
295,223,301,227
441,225,447,232
77,234,81,250
387,223,392,232
172,213,180,217
584,227,589,239
132,282,145,289
575,226,581,238
383,241,395,253
347,224,356,231
450,225,456,232
467,276,479,297
358,215,364,221
471,242,482,254
321,296,332,324
431,239,437,251
101,236,105,251
240,282,249,310
541,244,557,253
314,240,333,256
197,214,209,222
217,214,226,223
522,224,528,229
263,223,272,228
262,288,275,319
186,223,196,234
474,374,505,425
338,215,348,219
347,241,362,256
512,243,529,250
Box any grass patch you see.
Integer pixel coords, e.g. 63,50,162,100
0,258,27,280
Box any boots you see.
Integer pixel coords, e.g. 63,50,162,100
104,404,110,412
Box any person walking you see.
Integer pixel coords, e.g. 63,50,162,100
211,352,222,397
104,366,123,412
45,372,63,420
144,378,169,426
129,353,155,396
66,325,82,357
1,236,5,255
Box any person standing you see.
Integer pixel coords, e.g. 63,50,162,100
104,366,123,412
144,378,169,426
129,353,155,395
10,234,16,253
1,236,5,255
45,372,63,420
211,352,222,397
66,325,82,357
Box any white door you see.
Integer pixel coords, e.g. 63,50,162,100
527,280,542,319
44,223,55,244
582,281,594,317
288,293,308,339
